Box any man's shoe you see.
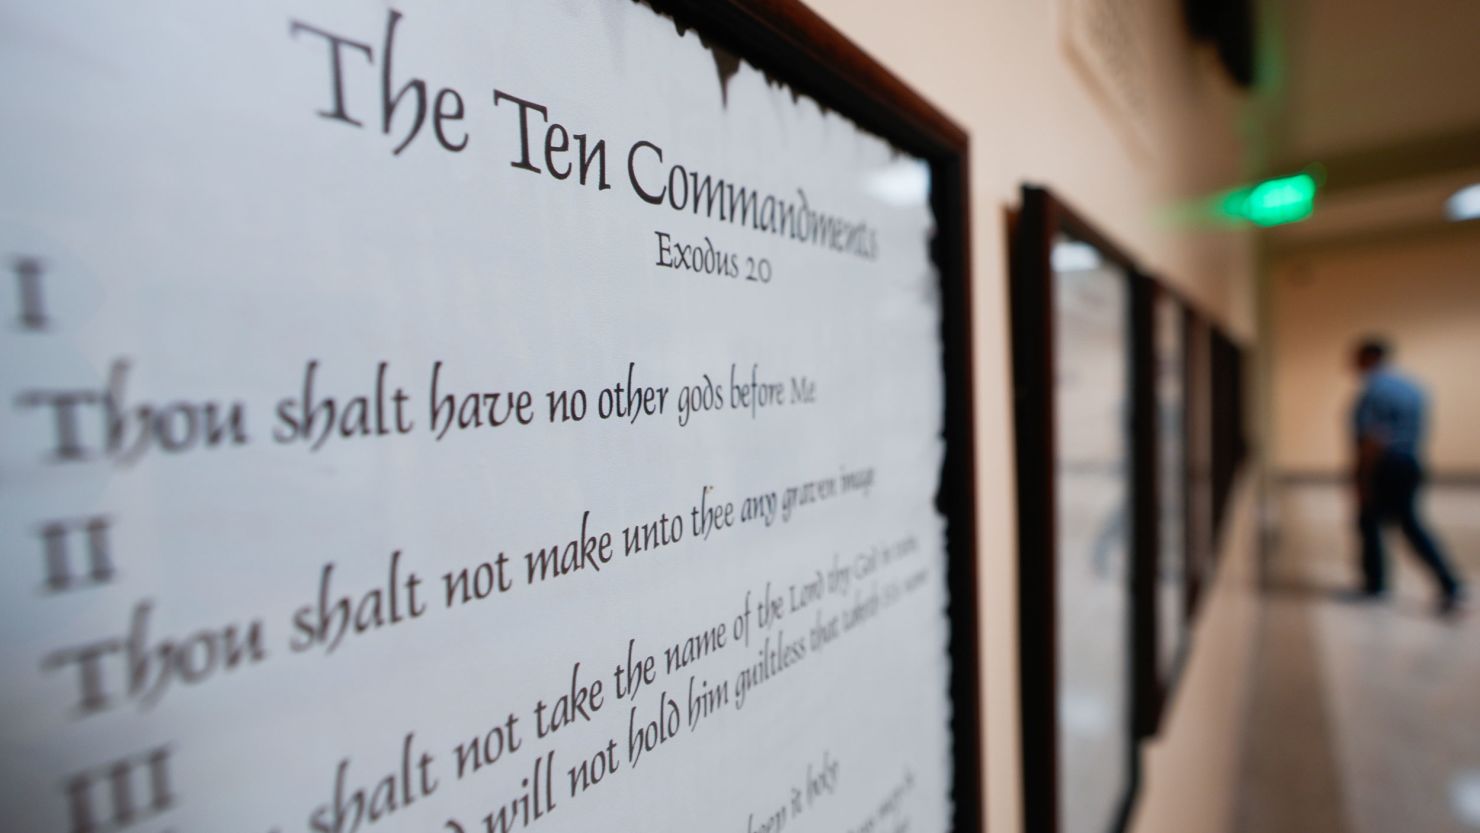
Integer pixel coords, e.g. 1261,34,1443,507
1438,588,1467,618
1337,587,1387,604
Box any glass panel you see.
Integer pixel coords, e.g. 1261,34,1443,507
1052,232,1132,833
1154,294,1187,679
1186,317,1216,600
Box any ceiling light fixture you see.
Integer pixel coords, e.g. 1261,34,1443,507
1445,184,1480,222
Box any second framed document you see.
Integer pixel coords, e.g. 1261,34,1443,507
1012,186,1142,833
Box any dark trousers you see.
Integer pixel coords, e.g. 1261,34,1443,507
1359,453,1461,596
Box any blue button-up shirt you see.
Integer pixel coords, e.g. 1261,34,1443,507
1353,368,1427,457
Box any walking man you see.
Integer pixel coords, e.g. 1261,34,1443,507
1351,337,1465,615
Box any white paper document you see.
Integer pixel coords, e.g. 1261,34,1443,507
0,2,954,831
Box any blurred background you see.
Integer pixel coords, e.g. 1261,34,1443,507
805,0,1479,831
1248,2,1480,832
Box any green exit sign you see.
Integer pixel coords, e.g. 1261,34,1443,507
1219,172,1318,227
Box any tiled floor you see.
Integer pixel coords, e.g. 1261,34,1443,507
1236,482,1480,833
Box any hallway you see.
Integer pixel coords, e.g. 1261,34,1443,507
1237,482,1480,833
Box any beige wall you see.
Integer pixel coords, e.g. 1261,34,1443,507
794,2,1262,832
1132,480,1261,832
1270,227,1480,477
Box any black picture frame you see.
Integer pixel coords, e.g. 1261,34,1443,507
1137,298,1251,737
1210,326,1251,549
1012,185,1143,833
1132,281,1194,739
1182,310,1216,618
648,3,983,831
1182,314,1250,614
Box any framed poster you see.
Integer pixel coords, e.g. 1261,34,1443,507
1182,312,1216,617
1012,186,1140,833
1132,283,1190,738
1209,327,1249,549
0,2,983,833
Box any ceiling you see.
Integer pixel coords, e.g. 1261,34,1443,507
1257,0,1480,248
